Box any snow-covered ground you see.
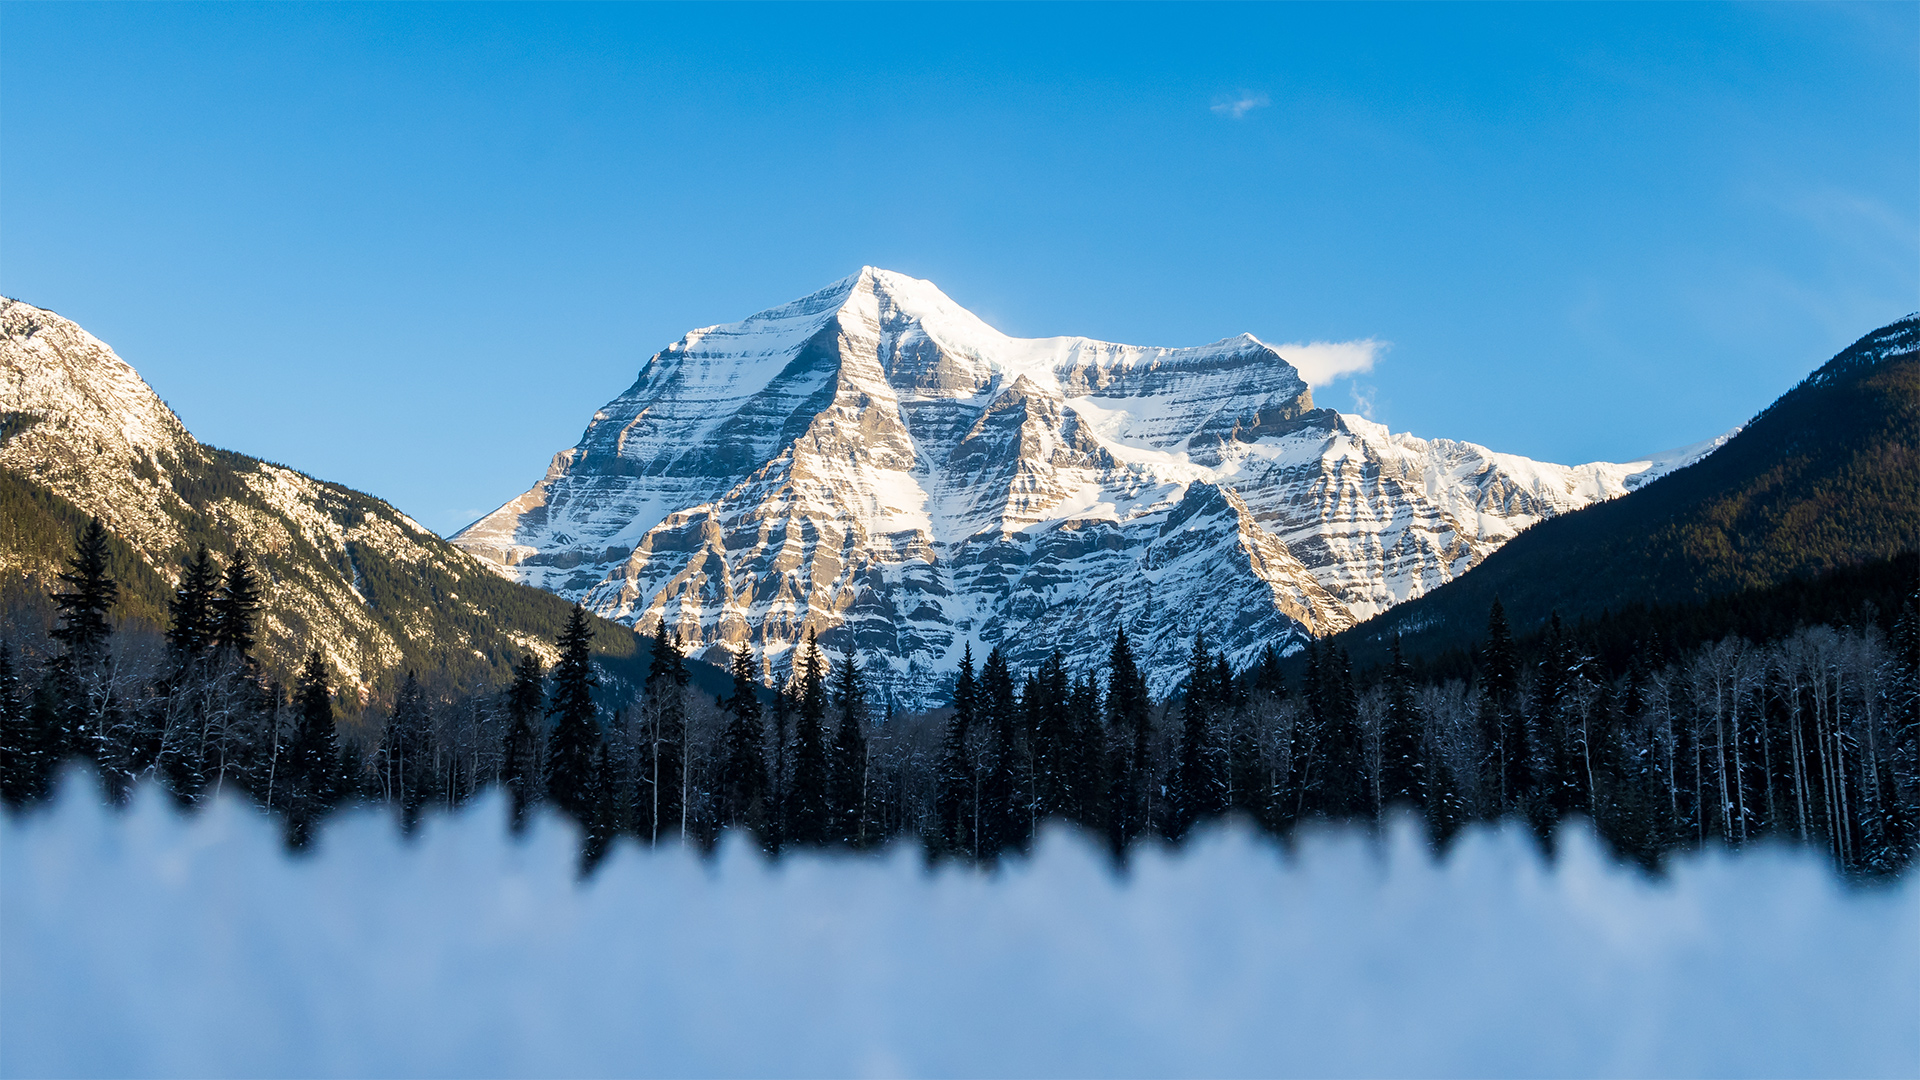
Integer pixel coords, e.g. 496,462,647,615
3,779,1915,1078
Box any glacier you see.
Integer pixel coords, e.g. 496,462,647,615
454,268,1721,707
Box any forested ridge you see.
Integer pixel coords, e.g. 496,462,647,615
0,461,727,704
1341,314,1920,669
4,518,1914,878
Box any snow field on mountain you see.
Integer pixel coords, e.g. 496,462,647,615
4,779,1915,1079
448,269,1735,707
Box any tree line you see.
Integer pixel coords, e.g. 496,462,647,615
3,519,1915,877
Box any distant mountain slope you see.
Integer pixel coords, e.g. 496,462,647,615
1337,313,1920,663
452,267,1715,705
0,297,721,704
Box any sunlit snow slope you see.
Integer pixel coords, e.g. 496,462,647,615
2,783,1914,1078
455,269,1720,705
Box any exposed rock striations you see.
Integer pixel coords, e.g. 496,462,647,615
455,269,1720,706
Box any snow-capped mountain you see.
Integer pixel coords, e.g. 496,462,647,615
455,268,1720,706
0,297,651,699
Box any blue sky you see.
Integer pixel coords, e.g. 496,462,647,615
3,2,1914,535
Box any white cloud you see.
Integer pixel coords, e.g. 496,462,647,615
1273,337,1387,387
1211,92,1270,119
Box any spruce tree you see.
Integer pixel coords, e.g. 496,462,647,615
1226,690,1262,820
1380,634,1424,810
827,646,871,847
211,549,263,658
768,683,794,853
501,653,546,833
1288,640,1327,818
286,650,340,847
1527,613,1573,836
641,622,689,844
48,518,120,762
935,644,979,860
720,644,771,845
1248,642,1291,831
156,547,222,801
382,671,433,832
786,631,831,845
977,646,1021,856
51,518,118,662
1476,598,1523,816
0,642,42,808
1103,625,1151,854
1254,644,1285,697
544,605,601,828
1067,671,1104,830
1168,633,1225,838
166,547,220,659
582,739,618,869
1030,650,1075,822
1311,647,1368,820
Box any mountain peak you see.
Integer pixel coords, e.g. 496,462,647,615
451,272,1699,707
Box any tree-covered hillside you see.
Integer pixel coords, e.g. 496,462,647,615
0,461,727,705
1337,314,1920,665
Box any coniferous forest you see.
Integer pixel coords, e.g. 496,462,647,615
5,517,1915,879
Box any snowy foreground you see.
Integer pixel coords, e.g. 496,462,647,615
3,785,1916,1079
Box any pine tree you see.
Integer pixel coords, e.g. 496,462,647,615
501,653,546,833
787,631,831,845
211,548,263,658
544,605,601,828
935,644,979,859
166,547,220,659
285,650,340,847
719,644,771,846
827,645,871,847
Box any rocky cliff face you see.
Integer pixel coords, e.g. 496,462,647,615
0,297,651,702
454,268,1719,706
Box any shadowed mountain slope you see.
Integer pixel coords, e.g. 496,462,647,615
1335,314,1920,665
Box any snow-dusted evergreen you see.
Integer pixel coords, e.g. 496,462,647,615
455,269,1720,706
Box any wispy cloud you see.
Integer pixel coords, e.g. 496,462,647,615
1210,92,1270,119
1348,382,1379,421
1274,338,1386,387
